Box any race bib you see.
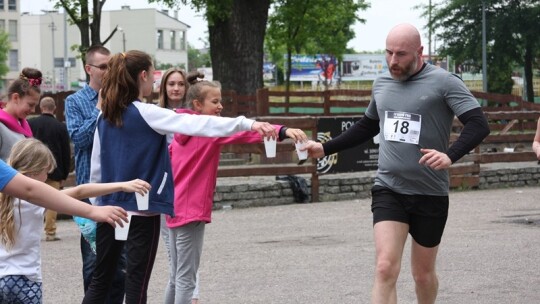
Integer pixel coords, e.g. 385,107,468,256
383,111,421,144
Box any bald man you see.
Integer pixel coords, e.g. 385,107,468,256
304,24,490,303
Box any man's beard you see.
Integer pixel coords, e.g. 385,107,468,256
389,56,418,81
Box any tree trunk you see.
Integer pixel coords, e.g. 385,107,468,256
90,0,103,46
208,0,270,95
78,1,91,82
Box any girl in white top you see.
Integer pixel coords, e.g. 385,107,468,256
0,138,150,304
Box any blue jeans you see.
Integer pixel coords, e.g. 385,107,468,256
81,234,126,304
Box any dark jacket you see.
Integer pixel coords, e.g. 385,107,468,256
29,113,71,181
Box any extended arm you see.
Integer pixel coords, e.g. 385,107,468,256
62,179,151,200
3,173,128,226
137,103,276,138
323,116,380,155
303,116,379,159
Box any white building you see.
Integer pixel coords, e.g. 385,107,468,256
12,5,190,93
0,0,21,93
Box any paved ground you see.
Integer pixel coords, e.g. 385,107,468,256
41,186,540,303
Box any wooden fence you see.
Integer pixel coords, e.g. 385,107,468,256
45,88,540,190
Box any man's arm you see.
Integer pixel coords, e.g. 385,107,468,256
64,94,100,150
446,107,490,163
322,116,380,156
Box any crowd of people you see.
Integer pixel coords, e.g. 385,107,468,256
2,22,536,304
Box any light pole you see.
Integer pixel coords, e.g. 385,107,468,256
118,27,126,52
42,10,57,93
482,1,488,93
63,9,69,91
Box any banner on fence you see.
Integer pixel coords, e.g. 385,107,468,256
340,54,388,81
316,117,379,174
288,54,337,82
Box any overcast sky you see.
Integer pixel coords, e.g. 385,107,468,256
21,0,430,52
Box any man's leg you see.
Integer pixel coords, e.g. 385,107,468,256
371,220,409,304
407,194,448,304
44,179,61,241
411,241,439,304
81,235,96,292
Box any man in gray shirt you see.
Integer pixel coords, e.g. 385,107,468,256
304,23,490,303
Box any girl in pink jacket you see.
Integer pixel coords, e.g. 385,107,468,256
165,76,307,304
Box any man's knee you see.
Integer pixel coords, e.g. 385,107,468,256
375,258,400,282
412,269,438,287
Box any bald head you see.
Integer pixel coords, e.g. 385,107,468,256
385,23,424,81
386,23,422,51
39,96,56,114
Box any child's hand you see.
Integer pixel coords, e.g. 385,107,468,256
252,121,277,140
285,128,308,143
121,179,151,195
89,205,129,228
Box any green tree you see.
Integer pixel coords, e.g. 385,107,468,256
0,31,10,84
187,44,211,71
429,0,540,97
266,0,368,95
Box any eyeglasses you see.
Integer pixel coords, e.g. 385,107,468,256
87,63,108,70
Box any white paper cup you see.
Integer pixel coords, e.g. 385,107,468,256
114,214,132,241
263,137,277,158
295,141,308,161
135,192,149,211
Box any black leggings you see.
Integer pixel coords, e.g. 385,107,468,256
82,215,160,304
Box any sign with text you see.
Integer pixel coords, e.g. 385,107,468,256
316,117,379,174
341,54,388,81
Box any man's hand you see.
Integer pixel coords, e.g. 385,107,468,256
303,140,325,159
419,148,452,170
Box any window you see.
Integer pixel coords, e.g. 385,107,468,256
179,31,186,51
0,20,5,32
7,0,15,11
9,49,18,71
170,31,176,50
157,30,163,49
0,0,4,11
8,20,16,42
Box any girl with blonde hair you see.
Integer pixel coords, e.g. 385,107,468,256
0,139,149,303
